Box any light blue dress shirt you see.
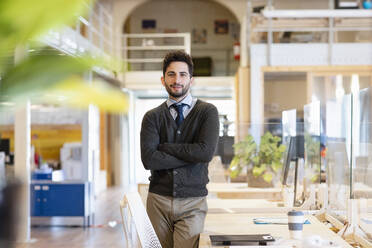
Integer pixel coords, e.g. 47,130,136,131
166,93,197,120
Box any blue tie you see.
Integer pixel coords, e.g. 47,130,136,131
173,103,186,127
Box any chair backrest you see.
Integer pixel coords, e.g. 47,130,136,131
137,183,149,205
120,191,162,248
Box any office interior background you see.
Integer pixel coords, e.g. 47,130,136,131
0,0,372,247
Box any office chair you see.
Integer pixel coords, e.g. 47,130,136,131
119,191,162,248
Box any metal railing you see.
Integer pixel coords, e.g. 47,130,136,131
249,9,372,65
121,33,191,72
40,2,114,59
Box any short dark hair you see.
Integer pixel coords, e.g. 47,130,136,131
162,50,193,77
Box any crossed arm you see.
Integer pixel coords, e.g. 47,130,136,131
140,107,219,170
158,107,219,163
140,112,190,170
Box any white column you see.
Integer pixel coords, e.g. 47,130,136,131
14,45,31,243
14,101,31,242
240,0,251,67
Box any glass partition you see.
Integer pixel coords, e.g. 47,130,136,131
353,88,372,226
311,74,372,104
304,101,321,185
281,110,297,190
303,101,322,208
325,94,352,217
219,121,288,189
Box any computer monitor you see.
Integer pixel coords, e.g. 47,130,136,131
218,136,234,166
281,136,295,186
281,135,305,186
0,139,10,156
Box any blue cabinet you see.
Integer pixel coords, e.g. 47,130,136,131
31,171,52,180
31,182,92,226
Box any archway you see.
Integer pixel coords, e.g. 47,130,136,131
121,0,242,76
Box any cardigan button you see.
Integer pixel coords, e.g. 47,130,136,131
177,130,181,134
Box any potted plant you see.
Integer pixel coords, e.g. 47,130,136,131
229,132,286,187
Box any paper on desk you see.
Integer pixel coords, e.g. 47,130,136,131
228,246,292,248
361,218,372,224
253,217,310,225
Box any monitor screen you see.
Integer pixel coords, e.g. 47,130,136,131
0,139,10,156
281,136,296,186
281,135,305,186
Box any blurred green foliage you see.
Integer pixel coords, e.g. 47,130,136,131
304,134,321,183
0,0,128,113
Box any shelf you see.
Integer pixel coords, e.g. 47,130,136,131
262,9,372,18
126,58,163,63
123,45,186,51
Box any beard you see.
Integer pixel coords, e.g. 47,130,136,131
164,81,190,98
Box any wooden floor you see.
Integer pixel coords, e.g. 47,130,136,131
15,186,130,248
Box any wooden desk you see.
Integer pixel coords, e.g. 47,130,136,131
199,213,352,248
360,212,372,235
207,183,282,200
207,198,291,214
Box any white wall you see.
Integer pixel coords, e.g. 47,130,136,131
264,74,308,120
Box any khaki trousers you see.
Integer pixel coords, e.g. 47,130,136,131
146,192,208,248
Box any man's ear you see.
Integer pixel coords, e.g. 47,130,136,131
161,76,165,87
190,76,194,85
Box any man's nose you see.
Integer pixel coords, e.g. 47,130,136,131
175,74,182,83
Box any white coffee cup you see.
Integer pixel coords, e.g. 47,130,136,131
288,210,304,240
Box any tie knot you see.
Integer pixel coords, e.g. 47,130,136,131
172,103,186,113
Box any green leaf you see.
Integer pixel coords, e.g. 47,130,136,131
0,0,91,53
42,77,128,114
273,162,283,172
252,164,266,177
252,156,260,165
0,50,128,113
262,172,273,183
229,156,240,167
311,174,319,183
229,164,242,179
0,50,92,98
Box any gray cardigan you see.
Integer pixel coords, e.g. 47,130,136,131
140,99,219,198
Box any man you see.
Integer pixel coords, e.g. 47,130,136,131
140,50,219,248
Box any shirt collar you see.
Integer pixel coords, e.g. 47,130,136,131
166,93,192,108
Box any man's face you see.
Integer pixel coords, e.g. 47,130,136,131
161,61,193,101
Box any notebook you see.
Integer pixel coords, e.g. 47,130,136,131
210,234,275,246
